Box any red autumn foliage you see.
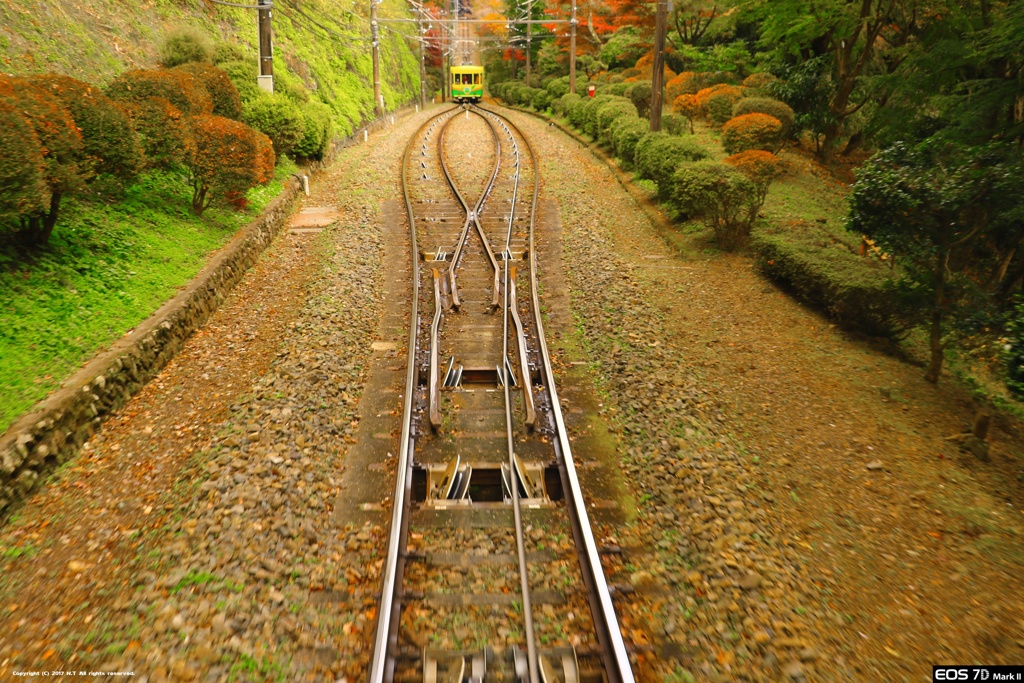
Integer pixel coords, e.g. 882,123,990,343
119,96,191,170
30,74,144,181
106,68,214,116
0,98,47,222
174,63,243,120
0,75,86,244
185,115,273,216
721,113,784,154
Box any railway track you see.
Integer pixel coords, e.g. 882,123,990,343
368,104,635,683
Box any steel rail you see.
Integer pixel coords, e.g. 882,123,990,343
508,266,537,427
368,105,457,683
438,108,502,310
476,104,636,683
427,268,443,429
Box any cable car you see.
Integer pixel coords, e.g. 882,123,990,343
450,66,484,103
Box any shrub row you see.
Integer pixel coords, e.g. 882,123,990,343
0,65,280,244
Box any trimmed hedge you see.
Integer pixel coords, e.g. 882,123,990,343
579,94,617,136
107,68,214,116
555,92,581,115
670,161,756,250
733,97,795,139
218,60,261,103
242,91,306,158
610,116,649,168
721,113,783,154
0,98,47,221
662,113,687,136
175,63,243,120
293,99,334,160
635,132,710,198
121,96,189,170
596,98,637,144
185,114,274,215
31,74,144,181
629,80,653,119
751,225,901,337
532,89,555,111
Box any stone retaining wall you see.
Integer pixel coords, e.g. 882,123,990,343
0,104,423,518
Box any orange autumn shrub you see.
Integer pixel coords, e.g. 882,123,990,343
174,63,243,120
724,149,783,209
121,96,191,170
106,68,214,116
721,113,783,154
698,84,744,125
633,52,677,82
0,98,47,224
673,93,700,132
666,71,700,102
0,76,86,244
31,74,144,182
185,114,271,215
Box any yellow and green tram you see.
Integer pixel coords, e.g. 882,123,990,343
450,65,484,103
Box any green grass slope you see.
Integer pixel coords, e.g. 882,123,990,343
0,161,297,433
0,0,421,133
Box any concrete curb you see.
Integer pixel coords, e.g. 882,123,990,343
0,103,423,518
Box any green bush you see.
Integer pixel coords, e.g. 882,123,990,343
212,42,250,65
292,99,334,160
158,27,213,68
218,60,261,103
635,132,710,198
532,89,555,111
629,80,653,119
671,161,755,250
610,116,649,168
596,98,636,145
721,113,784,154
546,76,571,98
705,87,744,126
242,91,305,158
567,94,590,129
581,94,617,137
555,92,581,116
752,225,901,336
175,63,243,120
732,97,795,138
518,86,542,107
662,113,687,136
606,82,630,97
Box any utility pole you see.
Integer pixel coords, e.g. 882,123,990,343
525,0,532,83
257,0,274,93
370,0,383,116
417,5,427,106
649,0,668,131
569,0,577,94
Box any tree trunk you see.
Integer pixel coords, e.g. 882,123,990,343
924,250,947,384
192,184,208,216
38,190,62,245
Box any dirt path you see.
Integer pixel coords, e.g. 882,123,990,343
503,108,1024,681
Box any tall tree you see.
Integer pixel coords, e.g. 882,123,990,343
756,0,901,157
